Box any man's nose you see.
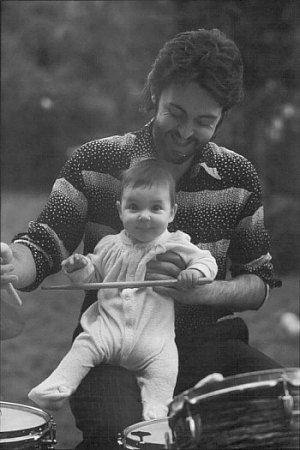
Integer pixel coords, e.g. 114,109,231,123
178,122,194,140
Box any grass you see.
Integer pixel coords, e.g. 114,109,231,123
1,191,299,449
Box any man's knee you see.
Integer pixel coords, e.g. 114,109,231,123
70,364,143,439
229,339,282,374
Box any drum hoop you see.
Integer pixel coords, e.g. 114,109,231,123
214,367,300,384
188,379,280,404
169,368,300,418
0,401,51,440
187,367,300,400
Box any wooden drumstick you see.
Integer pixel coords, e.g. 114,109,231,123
42,278,213,291
6,283,22,306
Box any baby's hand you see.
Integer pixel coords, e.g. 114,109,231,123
61,254,88,273
177,268,203,289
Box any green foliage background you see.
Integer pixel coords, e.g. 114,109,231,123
1,0,299,272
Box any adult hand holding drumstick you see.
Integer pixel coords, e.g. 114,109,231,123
0,242,24,306
144,250,218,304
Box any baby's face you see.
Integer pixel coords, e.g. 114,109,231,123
117,184,177,243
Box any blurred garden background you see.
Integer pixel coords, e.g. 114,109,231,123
1,1,299,448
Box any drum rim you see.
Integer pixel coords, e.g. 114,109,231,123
178,367,299,398
209,367,300,384
169,367,300,415
0,401,51,440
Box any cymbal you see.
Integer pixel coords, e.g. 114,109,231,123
0,298,24,340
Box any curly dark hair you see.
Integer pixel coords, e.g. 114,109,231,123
143,28,244,112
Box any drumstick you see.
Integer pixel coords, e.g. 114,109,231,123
42,278,213,291
6,283,22,306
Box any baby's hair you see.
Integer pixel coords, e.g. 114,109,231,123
120,159,176,207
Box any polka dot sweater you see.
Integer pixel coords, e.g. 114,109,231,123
13,120,280,337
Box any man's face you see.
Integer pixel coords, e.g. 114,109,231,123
152,82,223,164
117,184,177,243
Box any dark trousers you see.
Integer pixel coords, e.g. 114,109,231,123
70,318,282,449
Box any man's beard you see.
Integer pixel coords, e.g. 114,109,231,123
152,121,200,165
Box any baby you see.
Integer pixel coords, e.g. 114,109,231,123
28,159,217,420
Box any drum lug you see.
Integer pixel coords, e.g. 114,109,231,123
28,417,57,449
165,430,174,450
279,378,294,422
184,401,201,445
41,416,57,448
117,432,124,447
42,439,57,449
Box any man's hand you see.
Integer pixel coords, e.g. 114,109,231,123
1,242,18,287
146,251,211,303
177,268,204,289
146,251,186,280
61,254,88,273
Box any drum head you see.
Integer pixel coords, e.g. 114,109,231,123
0,402,50,440
122,418,173,449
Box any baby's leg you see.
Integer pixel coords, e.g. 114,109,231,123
28,332,102,410
136,340,178,420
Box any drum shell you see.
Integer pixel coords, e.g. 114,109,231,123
0,440,52,450
169,368,300,450
0,402,56,449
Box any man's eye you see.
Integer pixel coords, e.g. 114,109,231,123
128,204,138,210
168,108,182,119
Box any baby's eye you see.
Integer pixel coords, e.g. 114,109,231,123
152,204,163,212
128,203,138,211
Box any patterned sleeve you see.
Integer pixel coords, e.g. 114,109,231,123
12,138,127,291
227,158,281,288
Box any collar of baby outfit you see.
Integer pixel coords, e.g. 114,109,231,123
120,229,171,250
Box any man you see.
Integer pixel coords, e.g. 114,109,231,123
1,29,281,449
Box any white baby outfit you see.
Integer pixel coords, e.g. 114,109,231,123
29,230,217,419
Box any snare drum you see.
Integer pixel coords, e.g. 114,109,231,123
0,402,56,449
119,418,173,449
169,368,300,449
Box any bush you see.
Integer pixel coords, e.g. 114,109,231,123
265,195,300,274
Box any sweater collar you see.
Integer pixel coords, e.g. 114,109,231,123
132,120,221,180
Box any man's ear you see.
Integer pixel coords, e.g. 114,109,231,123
150,88,157,106
169,203,178,223
212,110,226,139
116,201,122,219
